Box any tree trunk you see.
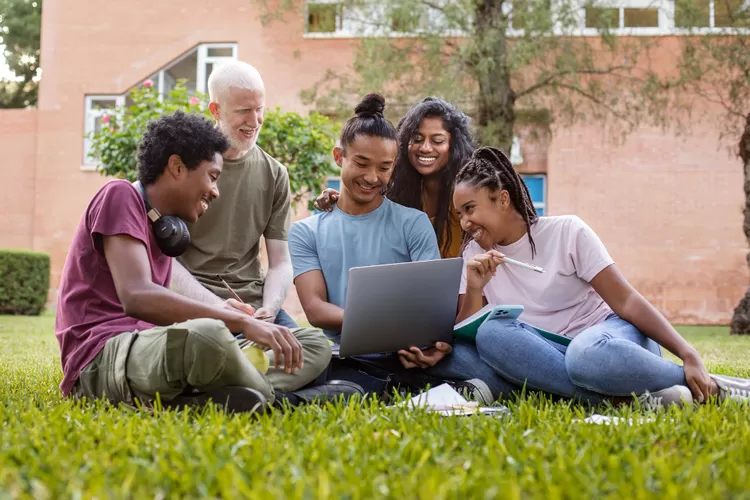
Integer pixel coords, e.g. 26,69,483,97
472,0,516,153
730,113,750,334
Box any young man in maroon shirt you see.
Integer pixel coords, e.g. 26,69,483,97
55,111,359,413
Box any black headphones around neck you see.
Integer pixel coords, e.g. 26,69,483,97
133,180,191,257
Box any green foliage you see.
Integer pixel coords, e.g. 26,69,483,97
0,250,49,315
281,0,681,150
2,317,750,497
89,80,339,208
671,0,750,143
88,80,211,182
0,0,42,108
258,108,340,210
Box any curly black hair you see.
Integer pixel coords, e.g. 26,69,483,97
387,97,476,256
137,110,230,185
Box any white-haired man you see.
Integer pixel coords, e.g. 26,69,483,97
168,61,348,398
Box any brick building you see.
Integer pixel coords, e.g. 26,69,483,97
0,0,746,324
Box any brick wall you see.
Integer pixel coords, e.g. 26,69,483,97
549,122,748,324
0,109,37,250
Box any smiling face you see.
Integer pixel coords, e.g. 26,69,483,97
335,134,398,210
174,152,223,223
452,181,514,250
210,86,265,156
407,116,451,178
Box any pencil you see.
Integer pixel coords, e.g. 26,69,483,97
216,274,244,303
216,274,274,321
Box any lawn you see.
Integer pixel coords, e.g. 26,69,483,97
2,314,750,499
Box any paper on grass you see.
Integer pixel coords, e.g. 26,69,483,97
394,384,509,417
574,414,666,425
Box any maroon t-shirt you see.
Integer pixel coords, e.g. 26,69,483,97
55,179,172,396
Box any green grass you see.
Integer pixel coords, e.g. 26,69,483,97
2,315,750,498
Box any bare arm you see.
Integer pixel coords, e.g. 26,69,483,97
455,252,497,323
104,233,305,369
169,259,224,306
294,269,344,332
590,264,697,360
257,238,293,317
456,289,488,323
590,264,714,401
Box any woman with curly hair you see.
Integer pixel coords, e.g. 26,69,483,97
314,96,476,258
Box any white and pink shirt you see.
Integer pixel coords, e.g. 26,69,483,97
460,215,615,338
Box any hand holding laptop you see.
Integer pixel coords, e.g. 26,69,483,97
397,342,452,369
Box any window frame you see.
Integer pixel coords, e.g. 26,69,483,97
82,43,237,169
521,173,547,216
302,0,750,38
81,94,125,169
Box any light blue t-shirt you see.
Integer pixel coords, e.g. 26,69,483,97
289,197,441,338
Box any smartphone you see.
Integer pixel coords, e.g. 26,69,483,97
482,305,524,324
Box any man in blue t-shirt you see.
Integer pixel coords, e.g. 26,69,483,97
289,195,440,339
288,106,518,403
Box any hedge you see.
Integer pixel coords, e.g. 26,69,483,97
0,249,50,315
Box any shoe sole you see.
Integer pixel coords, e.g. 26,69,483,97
162,386,268,414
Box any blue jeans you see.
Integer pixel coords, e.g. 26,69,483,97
327,340,520,400
475,315,688,405
274,309,299,329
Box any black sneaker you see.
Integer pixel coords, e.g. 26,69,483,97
161,386,268,415
274,380,365,407
448,378,495,405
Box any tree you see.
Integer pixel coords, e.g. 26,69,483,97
88,80,340,210
277,0,683,151
0,0,41,108
668,0,750,333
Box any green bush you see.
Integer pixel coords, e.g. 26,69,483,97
0,249,50,315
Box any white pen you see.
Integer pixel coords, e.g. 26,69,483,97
493,255,545,273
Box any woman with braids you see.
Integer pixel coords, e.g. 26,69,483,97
453,146,750,409
314,96,475,258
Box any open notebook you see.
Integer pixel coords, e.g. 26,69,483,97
454,304,571,346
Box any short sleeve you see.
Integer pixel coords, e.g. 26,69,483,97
406,213,441,262
459,242,481,295
288,222,322,280
88,181,150,253
569,216,615,282
264,163,291,241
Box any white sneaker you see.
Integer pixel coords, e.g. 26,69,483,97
711,374,750,403
636,385,693,410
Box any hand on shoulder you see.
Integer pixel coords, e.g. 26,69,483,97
313,188,340,212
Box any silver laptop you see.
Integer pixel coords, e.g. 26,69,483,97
337,258,464,358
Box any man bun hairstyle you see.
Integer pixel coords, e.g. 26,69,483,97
339,92,397,150
455,146,539,257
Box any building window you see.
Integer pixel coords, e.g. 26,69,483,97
585,5,661,28
521,174,546,216
674,0,746,27
83,95,125,166
307,1,344,33
83,43,237,166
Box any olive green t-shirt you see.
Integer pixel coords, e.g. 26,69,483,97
177,145,291,309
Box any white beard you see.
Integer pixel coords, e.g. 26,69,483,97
219,121,257,152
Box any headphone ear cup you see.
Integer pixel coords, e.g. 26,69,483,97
152,216,191,257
